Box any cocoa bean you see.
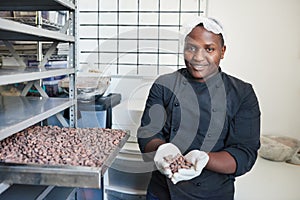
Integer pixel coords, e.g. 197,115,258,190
163,153,194,174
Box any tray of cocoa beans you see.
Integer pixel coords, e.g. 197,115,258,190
0,126,129,189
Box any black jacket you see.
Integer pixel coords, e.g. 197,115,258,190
138,68,261,200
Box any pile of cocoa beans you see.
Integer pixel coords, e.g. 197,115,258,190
164,153,193,173
0,126,127,168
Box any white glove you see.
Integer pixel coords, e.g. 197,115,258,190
171,150,209,184
154,143,181,178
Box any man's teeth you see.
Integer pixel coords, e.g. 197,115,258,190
193,65,205,69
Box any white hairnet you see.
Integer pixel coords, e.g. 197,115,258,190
180,16,226,46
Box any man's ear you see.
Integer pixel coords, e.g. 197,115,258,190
221,45,226,59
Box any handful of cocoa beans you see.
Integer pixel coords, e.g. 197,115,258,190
163,153,193,174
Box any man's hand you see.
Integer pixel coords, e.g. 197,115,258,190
154,145,209,184
171,150,209,184
154,143,181,178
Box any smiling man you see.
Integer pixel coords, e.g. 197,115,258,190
138,17,261,200
184,25,226,82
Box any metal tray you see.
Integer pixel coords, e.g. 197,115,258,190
0,130,129,189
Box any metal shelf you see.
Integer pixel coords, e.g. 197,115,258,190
0,0,75,11
0,184,76,200
0,67,75,85
0,0,78,196
0,18,74,42
0,96,75,141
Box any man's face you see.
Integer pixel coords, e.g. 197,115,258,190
184,26,226,82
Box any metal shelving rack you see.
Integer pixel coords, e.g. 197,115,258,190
0,0,77,198
0,0,77,136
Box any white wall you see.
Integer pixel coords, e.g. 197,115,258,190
207,0,300,139
111,0,300,141
79,0,300,139
206,1,300,199
108,0,300,140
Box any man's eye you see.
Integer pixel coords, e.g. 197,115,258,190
186,46,196,52
206,48,214,53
